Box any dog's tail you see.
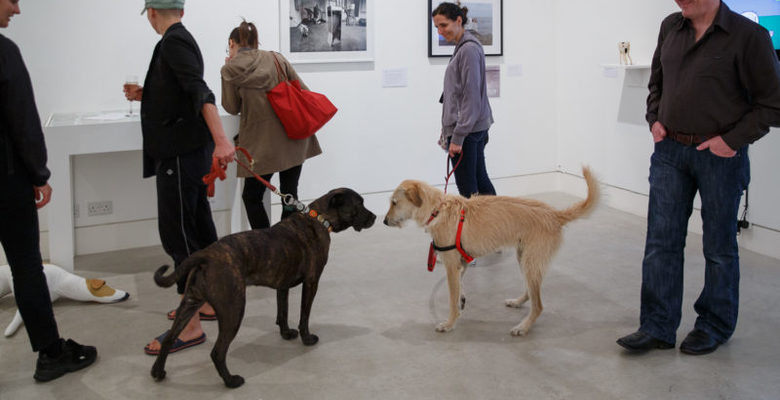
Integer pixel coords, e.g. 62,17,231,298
555,166,599,225
154,255,203,288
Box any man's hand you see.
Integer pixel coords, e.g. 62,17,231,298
123,84,143,101
448,143,462,158
213,140,236,167
697,136,736,158
651,121,667,143
33,184,52,209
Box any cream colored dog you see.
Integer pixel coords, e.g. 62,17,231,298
383,167,599,336
0,264,129,337
619,41,633,65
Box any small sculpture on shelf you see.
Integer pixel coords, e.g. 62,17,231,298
618,41,633,65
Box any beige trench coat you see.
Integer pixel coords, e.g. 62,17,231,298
221,50,322,176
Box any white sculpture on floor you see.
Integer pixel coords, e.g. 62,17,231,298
619,41,633,65
0,264,129,337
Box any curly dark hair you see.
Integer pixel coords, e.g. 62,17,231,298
431,2,469,26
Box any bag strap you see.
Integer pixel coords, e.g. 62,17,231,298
270,52,289,83
451,38,480,60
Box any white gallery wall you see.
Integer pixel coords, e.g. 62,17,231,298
1,0,777,263
552,0,780,259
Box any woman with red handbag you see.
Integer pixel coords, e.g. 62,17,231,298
221,21,322,229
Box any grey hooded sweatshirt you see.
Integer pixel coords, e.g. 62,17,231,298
441,30,494,147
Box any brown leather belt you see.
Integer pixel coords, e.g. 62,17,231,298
666,131,713,146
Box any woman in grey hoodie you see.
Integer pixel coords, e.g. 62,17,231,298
433,2,495,198
221,21,322,229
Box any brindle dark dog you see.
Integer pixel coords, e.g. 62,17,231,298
150,188,375,388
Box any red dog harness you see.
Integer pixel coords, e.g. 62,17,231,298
426,209,474,271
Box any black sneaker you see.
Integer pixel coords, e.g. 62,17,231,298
34,339,97,382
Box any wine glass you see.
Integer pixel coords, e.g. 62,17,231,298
124,75,139,117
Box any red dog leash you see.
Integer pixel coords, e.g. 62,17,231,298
203,146,279,195
444,151,463,195
203,146,299,210
202,146,334,231
426,152,472,271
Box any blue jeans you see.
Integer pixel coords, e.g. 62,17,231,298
449,130,496,198
639,139,749,344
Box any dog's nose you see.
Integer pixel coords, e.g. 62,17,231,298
383,216,389,226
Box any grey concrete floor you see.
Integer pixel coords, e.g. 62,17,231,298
1,193,779,399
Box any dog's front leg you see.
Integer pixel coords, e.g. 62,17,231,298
436,259,462,333
276,288,299,340
298,280,319,346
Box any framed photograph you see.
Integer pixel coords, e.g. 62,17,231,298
280,0,373,64
428,0,503,57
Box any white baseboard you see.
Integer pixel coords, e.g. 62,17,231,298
2,172,775,264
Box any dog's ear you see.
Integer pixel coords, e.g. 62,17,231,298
404,184,423,207
329,193,345,209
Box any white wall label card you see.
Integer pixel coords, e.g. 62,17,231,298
486,65,500,98
382,68,408,88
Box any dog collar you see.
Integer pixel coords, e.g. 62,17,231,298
307,209,334,232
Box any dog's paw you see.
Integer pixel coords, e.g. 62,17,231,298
510,327,528,336
505,298,526,308
224,374,245,388
301,334,319,346
151,367,166,382
510,322,531,336
280,328,299,340
435,322,454,333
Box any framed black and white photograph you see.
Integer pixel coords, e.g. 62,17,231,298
428,0,503,57
280,0,373,63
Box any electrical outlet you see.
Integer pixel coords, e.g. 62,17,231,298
73,203,79,218
87,200,113,216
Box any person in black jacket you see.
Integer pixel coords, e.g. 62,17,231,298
123,0,235,355
0,0,97,382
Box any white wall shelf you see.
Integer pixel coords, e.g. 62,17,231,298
601,63,651,69
44,111,241,271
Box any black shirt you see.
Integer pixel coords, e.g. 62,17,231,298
646,1,780,149
141,22,215,173
0,34,49,186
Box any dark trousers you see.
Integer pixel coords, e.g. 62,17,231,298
242,164,303,229
449,130,496,198
155,145,218,294
0,172,59,352
640,139,750,344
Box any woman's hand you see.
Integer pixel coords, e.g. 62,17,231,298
448,143,462,158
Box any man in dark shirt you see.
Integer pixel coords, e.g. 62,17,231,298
1,0,96,381
123,0,235,355
618,0,780,355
